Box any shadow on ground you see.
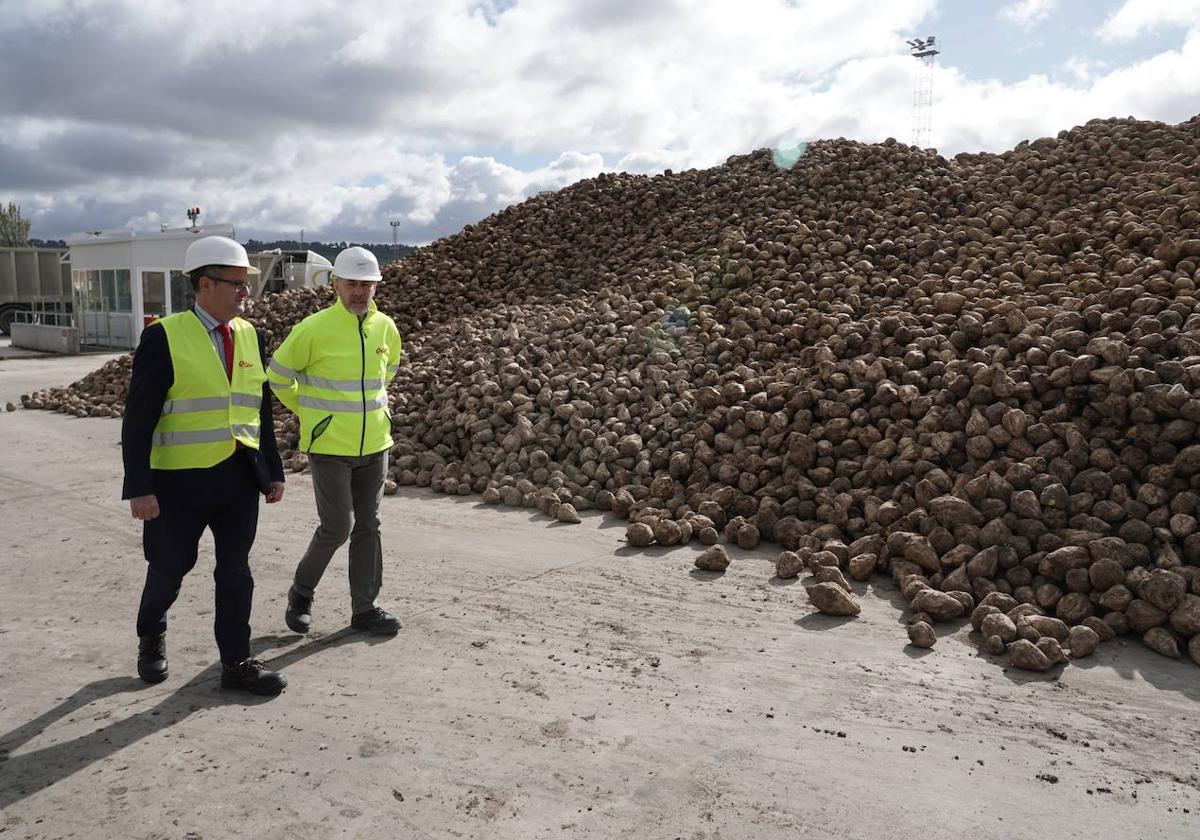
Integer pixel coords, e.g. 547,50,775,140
795,613,859,631
0,628,386,808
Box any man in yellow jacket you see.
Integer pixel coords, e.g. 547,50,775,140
267,246,404,634
122,235,287,695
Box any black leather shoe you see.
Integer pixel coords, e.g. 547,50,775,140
220,659,287,696
350,606,401,634
137,634,168,684
285,587,312,634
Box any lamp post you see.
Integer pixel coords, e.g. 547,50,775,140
907,36,939,149
390,220,401,261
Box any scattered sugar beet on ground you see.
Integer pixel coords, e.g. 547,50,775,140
23,115,1200,672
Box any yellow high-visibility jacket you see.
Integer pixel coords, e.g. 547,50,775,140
151,312,266,469
267,298,402,456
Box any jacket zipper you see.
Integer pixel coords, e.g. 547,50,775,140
358,315,367,457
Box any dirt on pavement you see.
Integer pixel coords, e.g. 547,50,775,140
1,354,1198,840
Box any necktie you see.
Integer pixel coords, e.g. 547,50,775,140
216,323,234,380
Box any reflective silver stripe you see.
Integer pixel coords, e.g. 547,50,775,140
231,393,262,410
154,423,259,447
386,364,399,376
161,394,261,414
153,429,232,446
296,372,385,391
231,423,260,440
298,393,388,413
269,358,297,379
161,396,228,415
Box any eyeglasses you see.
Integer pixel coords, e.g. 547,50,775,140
204,276,252,293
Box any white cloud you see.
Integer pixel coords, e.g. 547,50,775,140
1057,54,1108,84
1099,0,1200,41
999,0,1059,28
928,28,1200,152
615,150,699,175
1,0,1199,244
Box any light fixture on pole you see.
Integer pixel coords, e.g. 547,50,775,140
908,35,939,149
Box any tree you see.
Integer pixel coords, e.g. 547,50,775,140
0,202,31,247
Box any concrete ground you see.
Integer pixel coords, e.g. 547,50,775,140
0,335,125,395
1,352,1198,840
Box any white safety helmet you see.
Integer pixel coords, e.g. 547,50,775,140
331,246,383,282
183,235,252,273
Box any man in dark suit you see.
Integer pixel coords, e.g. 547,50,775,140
122,235,288,696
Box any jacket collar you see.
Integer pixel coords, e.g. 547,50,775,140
192,303,226,330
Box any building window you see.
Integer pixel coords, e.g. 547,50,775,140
142,271,166,318
169,270,191,313
100,269,132,312
86,270,103,310
119,270,132,311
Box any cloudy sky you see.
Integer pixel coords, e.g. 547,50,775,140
2,0,1197,245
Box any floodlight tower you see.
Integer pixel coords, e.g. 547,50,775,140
907,36,939,149
390,220,401,260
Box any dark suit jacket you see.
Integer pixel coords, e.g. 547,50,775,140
121,311,285,499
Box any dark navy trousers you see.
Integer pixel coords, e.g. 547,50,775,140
135,453,260,664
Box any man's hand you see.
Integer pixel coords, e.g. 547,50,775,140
130,495,160,521
265,482,285,504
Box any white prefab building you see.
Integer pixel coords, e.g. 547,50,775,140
66,223,237,349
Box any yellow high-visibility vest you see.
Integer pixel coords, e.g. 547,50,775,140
150,311,266,470
267,298,402,456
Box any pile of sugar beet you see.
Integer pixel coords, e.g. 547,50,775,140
25,114,1200,671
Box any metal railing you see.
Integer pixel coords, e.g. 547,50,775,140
13,309,74,327
9,305,82,354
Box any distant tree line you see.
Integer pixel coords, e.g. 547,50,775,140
0,204,418,262
244,239,416,263
7,236,416,256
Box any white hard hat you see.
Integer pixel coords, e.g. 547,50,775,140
331,246,382,282
183,235,251,273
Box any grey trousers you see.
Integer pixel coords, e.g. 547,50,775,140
292,450,388,614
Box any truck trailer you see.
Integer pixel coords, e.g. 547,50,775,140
0,246,71,334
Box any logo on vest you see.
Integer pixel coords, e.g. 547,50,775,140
376,346,388,355
238,360,255,368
